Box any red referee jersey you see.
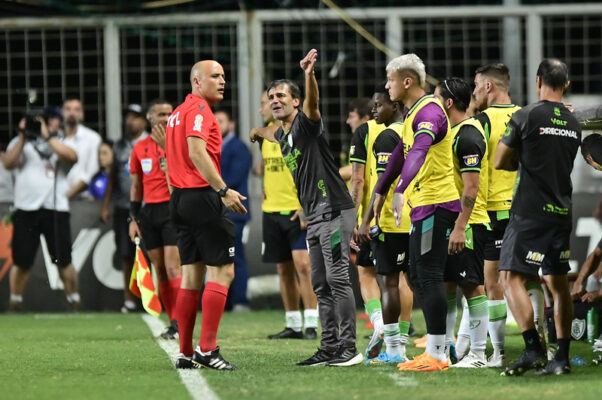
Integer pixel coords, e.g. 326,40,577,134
129,136,171,203
165,94,222,189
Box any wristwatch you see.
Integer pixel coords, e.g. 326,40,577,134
217,186,229,197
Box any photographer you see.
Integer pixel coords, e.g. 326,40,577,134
1,112,81,311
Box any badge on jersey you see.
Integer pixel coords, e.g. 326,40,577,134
376,152,391,165
349,145,356,156
193,114,203,132
141,158,153,174
417,121,433,131
463,154,479,167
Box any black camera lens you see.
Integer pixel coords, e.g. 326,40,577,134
23,109,45,139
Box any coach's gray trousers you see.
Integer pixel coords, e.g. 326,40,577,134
306,207,356,350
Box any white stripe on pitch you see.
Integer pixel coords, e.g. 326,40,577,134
142,314,219,400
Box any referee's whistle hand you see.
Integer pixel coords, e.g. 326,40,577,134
222,189,248,215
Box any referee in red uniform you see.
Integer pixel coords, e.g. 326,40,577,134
166,60,247,371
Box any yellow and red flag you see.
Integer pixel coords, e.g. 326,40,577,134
129,238,162,316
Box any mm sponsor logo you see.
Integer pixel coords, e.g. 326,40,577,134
396,252,406,265
560,250,571,262
526,250,545,264
539,127,578,139
463,154,479,167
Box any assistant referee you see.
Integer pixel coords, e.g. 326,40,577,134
166,60,247,371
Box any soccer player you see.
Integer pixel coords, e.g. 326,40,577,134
128,99,182,339
356,85,413,364
251,49,361,367
434,78,490,368
373,54,461,372
254,91,319,339
497,59,581,376
348,96,386,356
472,63,527,367
167,60,247,371
340,98,372,181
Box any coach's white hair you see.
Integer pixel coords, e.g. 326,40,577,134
386,54,426,87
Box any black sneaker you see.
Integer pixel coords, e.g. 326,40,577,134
500,349,547,376
593,354,602,366
535,359,571,376
296,348,337,366
304,328,318,340
160,320,179,340
327,346,363,367
192,346,237,371
267,327,304,339
175,354,196,369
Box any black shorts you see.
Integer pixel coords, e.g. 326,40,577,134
499,214,571,276
113,206,135,259
356,242,374,267
371,232,409,275
484,210,510,261
138,201,178,251
12,208,72,269
409,208,458,289
262,211,307,263
445,224,487,286
170,187,235,266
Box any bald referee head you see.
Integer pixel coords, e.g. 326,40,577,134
190,60,225,107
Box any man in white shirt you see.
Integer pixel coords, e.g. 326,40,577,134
1,115,81,311
57,98,101,198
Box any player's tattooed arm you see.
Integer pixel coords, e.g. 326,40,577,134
461,195,476,209
349,162,365,211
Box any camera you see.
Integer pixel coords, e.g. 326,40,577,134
23,108,47,140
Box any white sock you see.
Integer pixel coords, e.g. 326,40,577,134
384,323,401,357
285,311,303,332
456,303,471,358
445,294,457,350
526,281,545,332
370,309,384,334
67,293,81,303
426,334,447,362
303,308,319,329
10,294,23,303
124,300,137,310
467,295,488,359
487,299,507,354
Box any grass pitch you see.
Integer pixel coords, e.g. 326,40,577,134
1,310,601,400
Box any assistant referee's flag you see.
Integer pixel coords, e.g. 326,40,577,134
129,237,162,317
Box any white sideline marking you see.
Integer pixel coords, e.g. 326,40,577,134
387,373,418,387
142,314,219,400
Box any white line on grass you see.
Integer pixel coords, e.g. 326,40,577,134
386,372,418,387
142,314,219,400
